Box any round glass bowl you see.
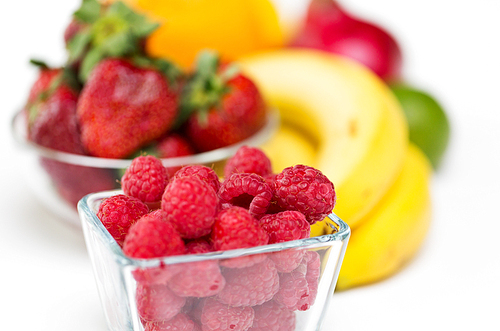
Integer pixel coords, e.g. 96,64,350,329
11,109,279,227
78,190,350,331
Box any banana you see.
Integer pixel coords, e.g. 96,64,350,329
238,49,408,228
335,143,432,290
260,123,317,173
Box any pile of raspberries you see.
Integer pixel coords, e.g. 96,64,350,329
97,146,336,331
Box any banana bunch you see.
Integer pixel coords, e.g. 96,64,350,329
238,49,432,290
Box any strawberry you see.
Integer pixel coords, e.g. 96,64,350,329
180,51,267,152
24,62,84,154
24,62,117,207
77,57,180,159
65,0,159,82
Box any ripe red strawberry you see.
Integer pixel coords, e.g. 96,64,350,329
25,63,117,207
77,58,180,159
181,51,267,152
25,64,84,155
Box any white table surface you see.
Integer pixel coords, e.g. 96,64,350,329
1,0,499,330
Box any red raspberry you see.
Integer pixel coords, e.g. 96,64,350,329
162,176,219,239
223,146,272,178
143,313,201,331
248,300,296,331
218,173,273,217
211,206,269,252
133,263,182,286
263,173,277,188
304,250,321,308
217,258,279,307
274,250,321,312
123,210,185,259
274,165,336,224
269,249,306,273
259,211,310,244
136,282,186,322
97,194,149,246
122,155,169,204
200,297,254,331
173,165,220,193
168,260,226,297
273,259,309,311
185,238,213,254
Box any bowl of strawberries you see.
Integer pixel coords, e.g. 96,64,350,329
11,0,279,227
78,146,350,331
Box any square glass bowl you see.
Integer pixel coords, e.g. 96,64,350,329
78,190,350,331
11,109,278,227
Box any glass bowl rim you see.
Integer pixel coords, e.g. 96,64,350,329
78,190,351,268
11,108,279,169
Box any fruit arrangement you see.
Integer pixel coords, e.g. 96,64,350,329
96,146,337,331
18,0,451,292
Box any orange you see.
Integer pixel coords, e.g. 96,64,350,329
123,0,284,68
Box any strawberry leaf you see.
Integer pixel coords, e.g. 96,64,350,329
107,1,159,37
67,29,92,63
79,47,105,82
29,59,50,70
73,0,101,24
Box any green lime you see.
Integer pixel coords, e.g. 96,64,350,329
390,84,450,169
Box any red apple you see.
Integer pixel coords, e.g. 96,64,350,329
291,0,403,82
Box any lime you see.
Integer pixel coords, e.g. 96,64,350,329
390,84,450,169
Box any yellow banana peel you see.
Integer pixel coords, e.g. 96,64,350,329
238,49,408,228
335,144,432,290
260,123,317,173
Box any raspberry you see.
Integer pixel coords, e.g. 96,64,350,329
168,260,226,297
122,155,169,204
223,146,272,178
273,259,309,311
274,165,336,224
133,263,182,286
304,250,321,309
200,298,254,331
97,194,149,246
213,207,269,268
259,211,310,244
274,250,320,312
162,176,219,239
136,282,186,322
269,249,306,273
248,300,296,331
185,238,213,254
218,173,272,217
123,210,185,259
173,165,220,193
263,173,277,188
143,313,201,331
211,206,268,252
217,258,279,307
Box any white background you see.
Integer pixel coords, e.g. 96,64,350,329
1,0,499,330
